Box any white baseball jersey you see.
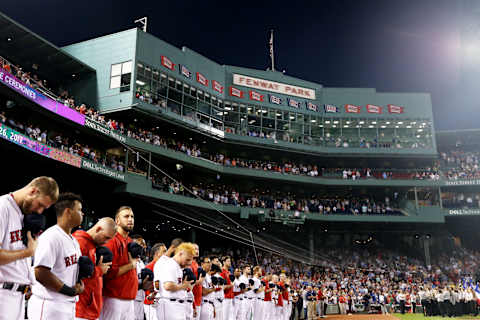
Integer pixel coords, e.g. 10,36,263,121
233,278,243,298
0,194,35,285
253,276,263,299
31,224,81,302
135,259,146,301
153,256,185,299
239,275,253,298
202,274,214,301
214,273,223,301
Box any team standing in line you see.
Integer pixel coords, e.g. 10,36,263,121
0,177,294,320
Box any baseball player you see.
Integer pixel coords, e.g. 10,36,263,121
200,257,216,320
73,217,116,320
154,242,195,320
239,266,254,320
220,256,234,320
0,176,58,320
232,268,245,320
131,234,148,320
279,274,291,320
262,273,274,320
252,266,264,320
101,206,139,320
28,193,85,320
211,262,224,320
191,243,203,320
144,243,167,320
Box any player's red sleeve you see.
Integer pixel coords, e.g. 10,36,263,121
103,238,119,280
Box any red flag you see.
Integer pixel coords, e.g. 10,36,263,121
161,56,175,70
388,104,404,114
196,72,208,86
345,104,361,113
366,104,382,114
249,90,264,102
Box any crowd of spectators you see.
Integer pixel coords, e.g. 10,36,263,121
0,110,124,172
150,174,401,216
440,151,480,180
442,193,480,209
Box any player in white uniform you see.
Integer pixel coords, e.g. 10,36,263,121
132,235,147,320
211,262,224,320
239,266,254,320
252,266,264,320
0,177,58,320
200,257,216,320
154,242,195,320
28,192,85,320
144,243,167,320
232,268,244,320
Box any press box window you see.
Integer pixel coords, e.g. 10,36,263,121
110,61,132,92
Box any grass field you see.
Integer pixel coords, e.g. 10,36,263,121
393,313,480,319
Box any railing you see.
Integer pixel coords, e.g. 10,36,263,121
0,56,66,104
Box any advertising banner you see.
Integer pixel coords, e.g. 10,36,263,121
0,67,85,125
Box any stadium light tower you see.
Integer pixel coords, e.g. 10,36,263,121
134,17,148,32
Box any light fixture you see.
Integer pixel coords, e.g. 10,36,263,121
135,80,146,86
311,119,316,123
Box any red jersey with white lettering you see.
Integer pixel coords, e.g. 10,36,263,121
32,225,81,302
103,232,138,299
0,194,35,285
221,268,234,299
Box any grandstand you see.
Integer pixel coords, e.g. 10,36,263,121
0,10,479,318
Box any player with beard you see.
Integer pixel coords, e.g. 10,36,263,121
220,256,234,320
100,206,139,320
0,176,58,320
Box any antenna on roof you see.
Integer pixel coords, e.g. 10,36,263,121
134,17,148,33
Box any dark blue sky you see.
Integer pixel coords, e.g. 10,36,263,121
2,0,478,130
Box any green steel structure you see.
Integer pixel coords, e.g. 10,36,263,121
0,9,479,237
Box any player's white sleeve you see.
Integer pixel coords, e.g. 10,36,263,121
0,206,5,246
33,232,56,269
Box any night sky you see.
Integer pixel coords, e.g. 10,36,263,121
1,0,478,130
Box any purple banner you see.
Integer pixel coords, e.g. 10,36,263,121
0,67,85,125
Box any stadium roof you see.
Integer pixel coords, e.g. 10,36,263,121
0,11,94,80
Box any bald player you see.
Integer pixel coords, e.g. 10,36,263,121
74,218,117,320
28,193,84,320
0,176,58,320
154,242,196,320
101,206,139,320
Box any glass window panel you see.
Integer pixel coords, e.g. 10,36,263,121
144,67,151,79
110,76,121,89
136,63,144,77
111,64,122,77
122,61,132,74
183,94,196,108
152,70,160,81
168,89,182,103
